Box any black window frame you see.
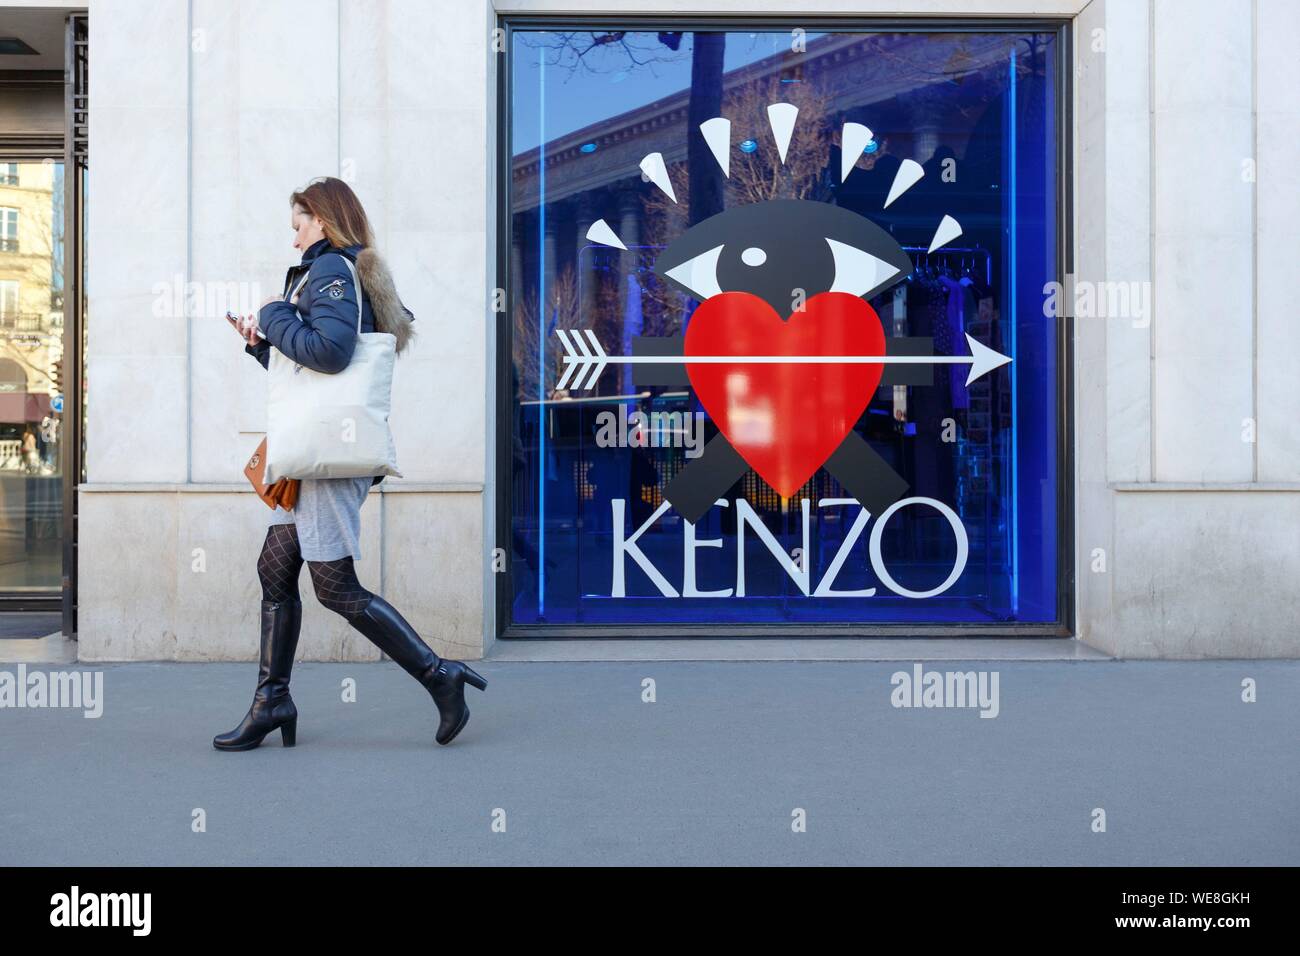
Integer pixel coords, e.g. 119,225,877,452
0,12,87,622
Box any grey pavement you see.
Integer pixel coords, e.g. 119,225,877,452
1,658,1297,866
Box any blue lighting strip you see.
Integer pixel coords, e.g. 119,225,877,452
537,46,546,616
1008,48,1020,617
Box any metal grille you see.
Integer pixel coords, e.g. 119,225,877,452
67,13,87,166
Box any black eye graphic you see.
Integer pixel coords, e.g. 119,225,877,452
654,199,913,314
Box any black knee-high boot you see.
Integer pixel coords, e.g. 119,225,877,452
213,599,302,751
345,594,487,745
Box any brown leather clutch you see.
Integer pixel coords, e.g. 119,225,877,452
244,436,299,511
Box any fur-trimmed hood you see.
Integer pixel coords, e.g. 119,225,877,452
355,247,415,355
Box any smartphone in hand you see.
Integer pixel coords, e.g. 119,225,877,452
226,311,266,340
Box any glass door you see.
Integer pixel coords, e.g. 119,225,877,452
0,158,64,594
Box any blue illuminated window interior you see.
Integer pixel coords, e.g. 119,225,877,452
507,28,1060,627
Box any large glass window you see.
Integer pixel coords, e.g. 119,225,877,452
0,161,65,591
503,24,1063,631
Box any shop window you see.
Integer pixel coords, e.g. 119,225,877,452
502,24,1064,631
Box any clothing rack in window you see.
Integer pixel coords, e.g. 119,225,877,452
895,243,1003,582
901,245,992,288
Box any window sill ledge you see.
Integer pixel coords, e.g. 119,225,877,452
1109,482,1300,492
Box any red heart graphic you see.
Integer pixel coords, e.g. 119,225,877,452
684,291,886,498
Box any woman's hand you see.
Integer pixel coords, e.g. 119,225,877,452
226,312,260,346
242,314,262,346
225,312,247,342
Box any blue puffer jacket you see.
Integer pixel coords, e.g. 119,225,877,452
247,237,384,485
246,237,374,373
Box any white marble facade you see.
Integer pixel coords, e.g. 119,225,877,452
78,0,490,661
1074,0,1300,657
74,0,1299,660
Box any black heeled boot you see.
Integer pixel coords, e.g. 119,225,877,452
346,594,487,745
213,599,302,751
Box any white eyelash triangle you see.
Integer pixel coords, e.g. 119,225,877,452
699,117,731,178
767,103,798,165
664,244,725,300
841,122,874,183
586,219,627,251
884,158,925,208
639,152,676,203
927,214,963,253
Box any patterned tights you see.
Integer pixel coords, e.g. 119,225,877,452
256,524,374,618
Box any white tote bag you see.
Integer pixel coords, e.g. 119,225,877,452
262,256,402,482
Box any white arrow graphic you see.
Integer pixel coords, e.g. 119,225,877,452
554,330,1011,391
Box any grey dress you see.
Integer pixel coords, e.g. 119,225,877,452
267,476,374,561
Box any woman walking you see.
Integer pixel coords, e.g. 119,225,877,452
214,176,485,752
